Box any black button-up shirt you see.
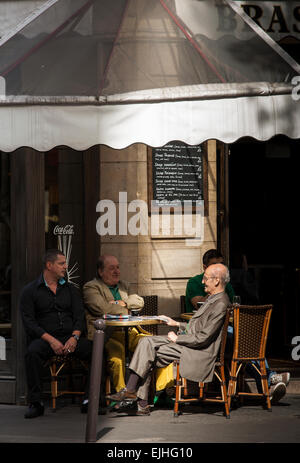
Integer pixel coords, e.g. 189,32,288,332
20,274,85,341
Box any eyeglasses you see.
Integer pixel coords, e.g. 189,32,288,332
202,275,216,282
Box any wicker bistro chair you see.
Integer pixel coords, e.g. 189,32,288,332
138,295,158,335
173,307,232,419
227,304,273,411
46,355,89,411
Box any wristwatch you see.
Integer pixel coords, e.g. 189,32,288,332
72,334,80,341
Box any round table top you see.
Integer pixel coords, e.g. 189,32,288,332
104,317,164,327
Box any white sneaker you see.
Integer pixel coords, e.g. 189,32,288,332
270,372,290,387
269,382,286,404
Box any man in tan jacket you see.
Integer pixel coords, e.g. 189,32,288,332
83,255,145,393
107,263,230,415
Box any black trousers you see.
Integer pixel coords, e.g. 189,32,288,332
25,336,92,404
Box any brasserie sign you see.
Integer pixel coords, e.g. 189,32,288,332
234,1,300,40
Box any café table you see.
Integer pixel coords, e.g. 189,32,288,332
105,316,164,368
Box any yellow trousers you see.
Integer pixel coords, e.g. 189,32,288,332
156,363,175,391
105,328,175,393
105,328,146,392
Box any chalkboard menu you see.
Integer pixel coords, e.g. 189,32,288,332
148,141,208,213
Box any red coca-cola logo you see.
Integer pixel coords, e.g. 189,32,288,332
53,224,74,235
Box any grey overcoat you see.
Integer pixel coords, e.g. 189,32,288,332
176,291,229,383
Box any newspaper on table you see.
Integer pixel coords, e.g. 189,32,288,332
102,314,169,323
131,315,169,323
103,314,129,319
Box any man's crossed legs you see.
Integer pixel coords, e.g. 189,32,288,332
107,335,183,415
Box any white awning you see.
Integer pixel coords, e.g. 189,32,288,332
0,89,298,152
0,0,299,151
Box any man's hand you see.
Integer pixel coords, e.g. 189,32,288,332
41,333,65,355
62,337,78,355
167,331,178,343
49,338,64,355
109,300,127,307
162,316,180,327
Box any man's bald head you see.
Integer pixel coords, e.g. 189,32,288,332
209,263,230,287
202,263,230,295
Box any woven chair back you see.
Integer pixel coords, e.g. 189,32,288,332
233,305,273,360
140,295,158,334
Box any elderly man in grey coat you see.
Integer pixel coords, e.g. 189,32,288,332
107,263,230,415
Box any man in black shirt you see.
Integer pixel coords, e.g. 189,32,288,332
20,249,92,419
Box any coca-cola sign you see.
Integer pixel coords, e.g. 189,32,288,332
53,224,74,236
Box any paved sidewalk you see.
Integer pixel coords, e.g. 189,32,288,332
0,393,300,444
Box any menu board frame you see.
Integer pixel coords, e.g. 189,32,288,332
147,141,208,216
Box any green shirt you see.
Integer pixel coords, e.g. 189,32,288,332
108,285,122,301
185,272,235,313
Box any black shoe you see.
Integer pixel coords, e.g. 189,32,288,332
24,402,44,419
81,402,88,414
114,400,137,414
81,401,107,415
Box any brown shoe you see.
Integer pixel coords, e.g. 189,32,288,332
106,388,137,402
136,403,151,416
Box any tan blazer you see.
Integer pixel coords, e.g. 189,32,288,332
83,277,144,341
176,291,229,383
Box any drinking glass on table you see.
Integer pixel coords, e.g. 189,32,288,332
130,308,142,316
232,295,241,306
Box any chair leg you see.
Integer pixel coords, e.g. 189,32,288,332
199,382,204,399
50,363,57,412
228,360,238,409
260,360,272,411
220,366,230,419
183,378,188,396
174,363,181,417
